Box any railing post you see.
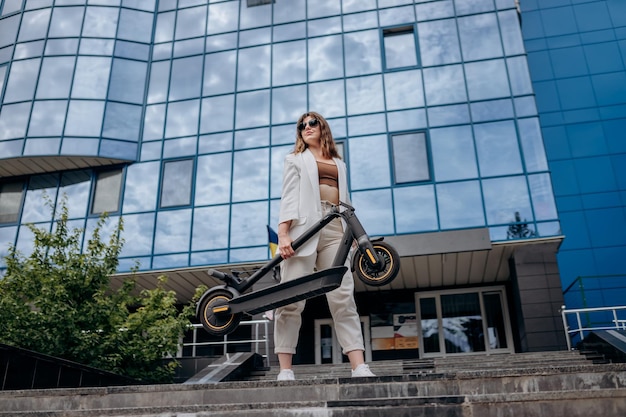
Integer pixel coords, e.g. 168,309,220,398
561,305,572,351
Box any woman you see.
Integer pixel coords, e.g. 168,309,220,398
274,111,375,381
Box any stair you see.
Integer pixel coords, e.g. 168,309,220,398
1,351,625,416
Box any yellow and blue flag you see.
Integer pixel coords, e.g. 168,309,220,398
267,225,278,257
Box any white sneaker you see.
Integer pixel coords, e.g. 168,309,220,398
277,369,295,381
351,364,375,377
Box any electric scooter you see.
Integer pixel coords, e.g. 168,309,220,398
196,201,401,337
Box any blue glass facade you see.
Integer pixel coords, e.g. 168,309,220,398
3,0,596,358
0,0,561,274
520,0,626,308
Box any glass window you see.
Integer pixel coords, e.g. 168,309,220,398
423,65,466,106
307,16,340,38
272,40,306,86
457,13,503,61
195,153,232,206
0,14,20,48
17,8,50,42
65,100,104,137
175,5,207,40
109,58,147,104
36,56,74,99
507,56,533,96
348,135,390,190
0,181,24,223
44,38,79,55
308,79,346,118
207,1,239,35
154,11,175,43
417,18,460,67
518,118,548,172
382,26,418,70
465,59,510,101
147,60,170,104
235,89,270,129
79,38,114,55
498,10,524,56
82,6,119,38
308,35,344,81
308,0,340,19
474,121,523,177
344,30,381,76
229,201,268,250
470,98,514,123
392,132,430,184
231,148,269,202
4,58,40,103
2,0,23,16
237,45,271,91
200,95,235,134
350,189,394,236
203,50,236,96
142,104,165,140
160,159,194,207
59,170,90,219
165,99,199,138
347,113,386,137
342,10,377,32
117,9,152,43
455,0,494,15
239,27,272,47
437,181,485,229
92,168,122,214
71,57,111,99
192,205,229,251
240,0,270,30
119,212,155,257
346,74,384,115
28,100,68,137
415,0,454,21
393,184,438,233
528,173,558,221
153,209,191,254
0,102,31,140
482,176,532,226
379,4,415,25
122,161,159,213
441,292,485,354
21,174,58,223
384,69,424,110
273,0,303,25
102,102,141,141
430,125,478,182
169,55,202,101
48,6,84,37
271,84,306,125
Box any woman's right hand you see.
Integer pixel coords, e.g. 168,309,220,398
278,235,295,259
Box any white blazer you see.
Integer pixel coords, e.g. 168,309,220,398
278,149,351,257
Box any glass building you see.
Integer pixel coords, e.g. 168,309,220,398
2,0,619,364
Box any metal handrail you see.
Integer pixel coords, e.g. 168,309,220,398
560,305,626,350
177,318,270,367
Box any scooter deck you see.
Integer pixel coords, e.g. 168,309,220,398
226,266,348,315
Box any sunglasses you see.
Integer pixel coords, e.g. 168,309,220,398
298,118,320,131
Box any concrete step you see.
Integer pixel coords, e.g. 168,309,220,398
2,351,625,417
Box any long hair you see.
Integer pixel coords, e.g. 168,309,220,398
293,112,341,159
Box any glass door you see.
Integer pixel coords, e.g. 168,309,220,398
416,287,513,358
314,317,372,364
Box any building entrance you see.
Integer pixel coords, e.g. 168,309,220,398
416,286,514,358
313,317,372,365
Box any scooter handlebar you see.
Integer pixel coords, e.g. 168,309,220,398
207,269,228,280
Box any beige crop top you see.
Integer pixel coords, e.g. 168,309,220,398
317,161,339,204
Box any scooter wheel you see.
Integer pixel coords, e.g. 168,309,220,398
353,241,400,287
198,288,242,337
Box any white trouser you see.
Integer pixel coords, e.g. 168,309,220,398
274,203,365,355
